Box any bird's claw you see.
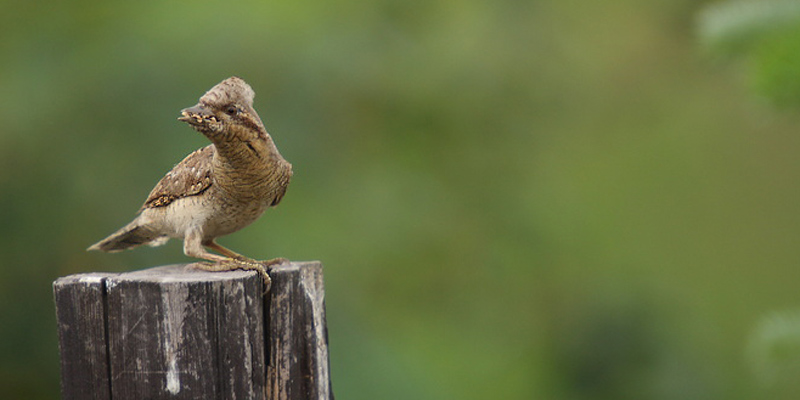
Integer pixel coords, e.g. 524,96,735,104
189,259,274,289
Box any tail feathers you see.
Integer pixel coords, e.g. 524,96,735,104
87,222,168,252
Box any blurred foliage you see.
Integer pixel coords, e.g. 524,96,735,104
3,0,800,399
698,0,800,105
747,310,800,396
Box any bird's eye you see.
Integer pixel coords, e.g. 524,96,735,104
226,106,238,116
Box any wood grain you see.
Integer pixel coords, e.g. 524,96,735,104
54,261,332,400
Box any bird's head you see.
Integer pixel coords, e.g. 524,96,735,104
178,76,268,145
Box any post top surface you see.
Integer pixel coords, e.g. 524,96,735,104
54,261,322,286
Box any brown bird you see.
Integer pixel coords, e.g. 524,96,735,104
88,76,292,283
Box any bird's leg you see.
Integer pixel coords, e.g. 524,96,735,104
205,238,289,269
183,229,271,286
204,239,255,262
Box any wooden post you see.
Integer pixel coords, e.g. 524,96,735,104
53,261,333,400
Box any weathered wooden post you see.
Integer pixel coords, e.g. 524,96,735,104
53,261,333,400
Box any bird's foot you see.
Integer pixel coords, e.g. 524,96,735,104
189,259,273,288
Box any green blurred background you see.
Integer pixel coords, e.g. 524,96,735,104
3,0,800,398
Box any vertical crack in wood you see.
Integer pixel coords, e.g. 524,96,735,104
261,276,275,400
303,266,330,400
101,277,113,400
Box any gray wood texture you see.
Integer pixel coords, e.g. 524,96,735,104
53,261,332,400
53,273,112,400
266,263,332,400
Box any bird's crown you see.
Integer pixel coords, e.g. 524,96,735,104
199,76,255,108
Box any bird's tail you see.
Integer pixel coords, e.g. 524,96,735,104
87,221,168,252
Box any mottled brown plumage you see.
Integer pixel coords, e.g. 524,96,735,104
143,145,214,209
88,77,292,283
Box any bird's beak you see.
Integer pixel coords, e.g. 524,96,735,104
178,104,222,135
178,104,211,122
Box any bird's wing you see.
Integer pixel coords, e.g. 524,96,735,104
140,145,214,210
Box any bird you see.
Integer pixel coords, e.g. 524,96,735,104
88,76,292,284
